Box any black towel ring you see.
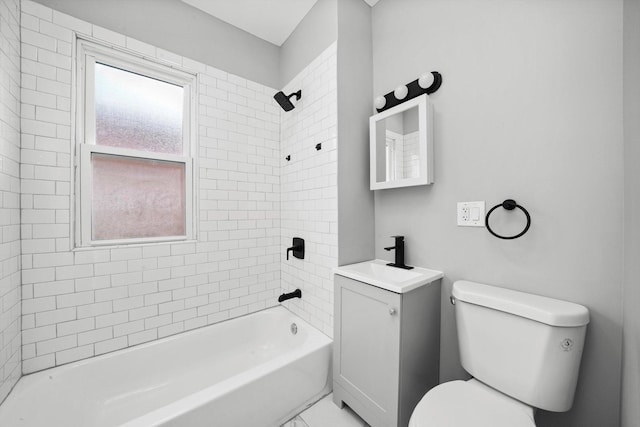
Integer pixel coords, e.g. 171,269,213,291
485,199,531,240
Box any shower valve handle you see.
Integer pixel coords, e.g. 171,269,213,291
286,237,305,260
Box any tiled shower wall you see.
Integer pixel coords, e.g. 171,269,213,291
0,0,21,401
19,0,282,373
279,43,338,338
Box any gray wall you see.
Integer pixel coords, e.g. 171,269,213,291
371,1,623,426
32,0,280,88
623,0,640,425
336,0,375,265
279,0,337,88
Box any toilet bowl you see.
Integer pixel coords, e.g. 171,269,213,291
409,379,535,427
409,280,589,427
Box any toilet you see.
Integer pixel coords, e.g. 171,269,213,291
409,280,590,427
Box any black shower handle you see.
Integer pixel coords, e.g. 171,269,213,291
286,237,305,260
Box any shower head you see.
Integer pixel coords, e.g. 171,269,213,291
274,90,302,112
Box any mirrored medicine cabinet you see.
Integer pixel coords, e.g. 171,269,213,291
369,94,433,190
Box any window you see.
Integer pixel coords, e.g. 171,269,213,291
76,39,196,246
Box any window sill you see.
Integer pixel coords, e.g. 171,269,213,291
73,238,198,252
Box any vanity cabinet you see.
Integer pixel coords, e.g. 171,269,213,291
332,273,441,427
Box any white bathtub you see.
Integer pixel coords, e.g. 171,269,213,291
0,306,332,427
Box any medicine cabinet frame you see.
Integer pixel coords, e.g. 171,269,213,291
369,94,433,190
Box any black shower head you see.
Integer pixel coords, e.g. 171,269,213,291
274,90,302,112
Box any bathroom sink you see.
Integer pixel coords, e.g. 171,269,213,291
333,259,443,293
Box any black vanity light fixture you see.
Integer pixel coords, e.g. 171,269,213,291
274,90,302,112
374,71,442,113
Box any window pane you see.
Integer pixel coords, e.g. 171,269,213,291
95,63,184,155
92,154,186,240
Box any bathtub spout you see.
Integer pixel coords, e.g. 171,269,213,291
278,289,302,303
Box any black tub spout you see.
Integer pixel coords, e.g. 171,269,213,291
278,289,302,303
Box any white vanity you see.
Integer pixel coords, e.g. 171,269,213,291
332,260,443,427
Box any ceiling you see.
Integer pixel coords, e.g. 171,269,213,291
181,0,380,46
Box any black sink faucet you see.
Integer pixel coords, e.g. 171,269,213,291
384,236,414,270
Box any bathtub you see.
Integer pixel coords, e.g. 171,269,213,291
0,306,332,427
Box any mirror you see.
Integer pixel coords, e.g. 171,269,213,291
369,94,433,190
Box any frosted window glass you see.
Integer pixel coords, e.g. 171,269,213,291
92,154,186,240
95,63,184,155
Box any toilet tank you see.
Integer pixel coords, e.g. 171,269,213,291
452,281,589,412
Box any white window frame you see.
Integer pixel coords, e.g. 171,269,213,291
75,38,197,247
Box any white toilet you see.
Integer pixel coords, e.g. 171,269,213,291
409,280,590,427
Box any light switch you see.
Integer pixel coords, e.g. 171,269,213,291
457,201,485,227
470,207,480,221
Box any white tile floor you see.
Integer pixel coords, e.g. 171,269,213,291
282,394,370,427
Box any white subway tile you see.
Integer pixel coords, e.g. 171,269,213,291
35,307,75,327
36,77,70,97
158,300,184,315
56,290,94,308
78,327,112,346
33,279,73,297
22,354,55,374
144,291,172,306
128,282,158,297
142,268,170,282
52,10,92,34
21,28,56,51
95,287,128,303
94,260,128,276
92,25,125,47
56,344,94,365
57,318,94,336
22,325,56,345
39,20,73,43
156,48,182,66
22,267,55,284
75,275,110,292
95,336,127,355
77,301,112,319
113,320,143,337
22,0,53,21
36,334,76,355
113,296,143,312
95,311,128,329
129,305,157,321
110,247,142,261
74,250,110,265
125,37,155,57
142,245,171,258
55,264,93,280
111,271,142,287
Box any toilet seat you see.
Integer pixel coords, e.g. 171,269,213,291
409,379,536,427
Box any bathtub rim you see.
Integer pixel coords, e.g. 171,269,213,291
19,305,330,379
0,304,332,418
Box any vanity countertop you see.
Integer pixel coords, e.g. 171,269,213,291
333,259,443,294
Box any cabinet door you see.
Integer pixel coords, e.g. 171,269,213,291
335,275,401,426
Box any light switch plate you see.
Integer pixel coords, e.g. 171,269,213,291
457,201,485,227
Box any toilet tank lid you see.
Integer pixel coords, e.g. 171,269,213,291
452,281,590,327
